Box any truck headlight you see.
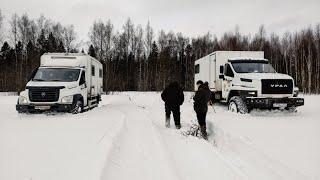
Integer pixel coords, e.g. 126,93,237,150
18,96,28,104
245,91,257,97
293,87,299,97
61,95,74,103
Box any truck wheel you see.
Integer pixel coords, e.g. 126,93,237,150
228,96,248,114
97,95,101,104
71,100,83,114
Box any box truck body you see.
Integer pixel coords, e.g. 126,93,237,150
195,51,264,92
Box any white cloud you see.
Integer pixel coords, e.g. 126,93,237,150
1,0,319,47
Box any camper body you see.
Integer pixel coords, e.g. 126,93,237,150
194,51,304,113
16,53,103,113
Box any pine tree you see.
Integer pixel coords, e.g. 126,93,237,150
57,41,65,52
88,45,96,58
26,41,37,68
37,29,47,55
47,32,57,52
149,41,158,90
0,42,11,90
1,41,10,53
26,41,38,82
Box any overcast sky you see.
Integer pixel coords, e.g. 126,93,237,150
1,0,320,46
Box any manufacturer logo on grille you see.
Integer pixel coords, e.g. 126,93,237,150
270,84,288,88
41,92,46,97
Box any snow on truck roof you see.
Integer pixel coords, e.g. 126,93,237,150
228,57,268,62
41,53,101,67
43,53,88,56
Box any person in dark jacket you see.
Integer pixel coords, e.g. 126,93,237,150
161,81,184,129
193,81,212,139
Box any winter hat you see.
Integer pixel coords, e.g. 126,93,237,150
196,80,204,85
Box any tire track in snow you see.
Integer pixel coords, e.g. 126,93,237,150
100,96,181,180
133,92,309,180
77,103,127,180
101,93,311,180
134,93,245,180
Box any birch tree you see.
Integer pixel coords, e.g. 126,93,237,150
0,10,4,44
89,20,106,60
63,25,77,52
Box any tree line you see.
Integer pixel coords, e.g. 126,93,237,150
0,11,319,93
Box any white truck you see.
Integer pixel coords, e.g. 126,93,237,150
195,51,304,113
16,53,103,114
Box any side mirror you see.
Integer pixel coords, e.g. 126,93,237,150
79,71,86,86
220,66,224,74
219,74,225,80
80,80,86,86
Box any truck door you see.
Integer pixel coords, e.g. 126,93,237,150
222,63,234,100
79,70,88,106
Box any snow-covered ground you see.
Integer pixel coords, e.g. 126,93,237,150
0,93,319,180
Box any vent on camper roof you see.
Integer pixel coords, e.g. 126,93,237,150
51,56,77,59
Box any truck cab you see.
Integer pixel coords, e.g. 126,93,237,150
220,58,304,113
16,53,103,114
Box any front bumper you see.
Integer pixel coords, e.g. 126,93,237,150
16,103,73,113
245,97,304,109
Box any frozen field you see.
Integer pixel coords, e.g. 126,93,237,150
0,93,319,180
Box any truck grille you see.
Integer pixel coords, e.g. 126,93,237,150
27,86,64,102
261,79,293,94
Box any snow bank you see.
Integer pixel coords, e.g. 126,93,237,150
0,92,18,96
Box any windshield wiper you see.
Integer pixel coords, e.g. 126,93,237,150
33,78,45,81
50,79,62,81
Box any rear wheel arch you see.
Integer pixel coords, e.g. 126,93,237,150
71,94,84,114
72,94,84,104
227,90,240,102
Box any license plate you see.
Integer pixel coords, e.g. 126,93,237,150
273,103,287,108
35,106,51,110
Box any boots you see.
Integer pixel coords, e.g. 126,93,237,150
175,124,181,129
200,125,208,140
165,117,170,128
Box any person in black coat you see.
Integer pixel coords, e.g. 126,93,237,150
193,82,212,139
161,81,184,129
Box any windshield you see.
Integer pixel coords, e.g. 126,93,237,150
231,62,276,73
33,68,80,82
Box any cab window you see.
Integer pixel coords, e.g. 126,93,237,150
79,71,86,85
99,69,103,78
224,64,234,77
91,65,95,76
